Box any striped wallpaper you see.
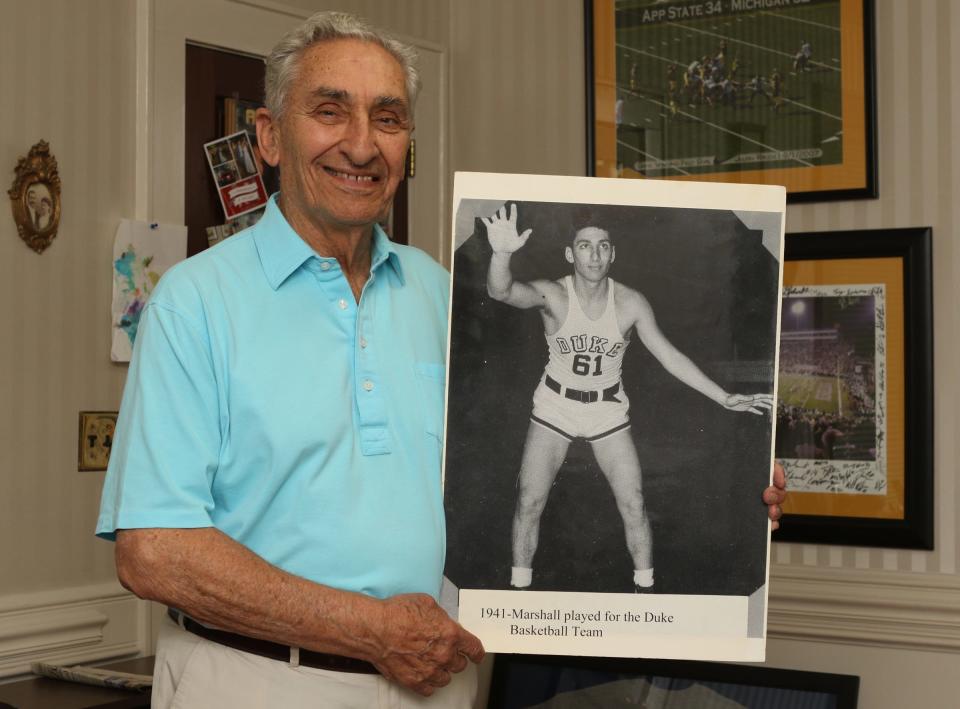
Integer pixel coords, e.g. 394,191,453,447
0,0,137,594
448,0,958,577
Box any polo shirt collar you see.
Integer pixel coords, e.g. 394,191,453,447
370,221,405,286
254,194,405,289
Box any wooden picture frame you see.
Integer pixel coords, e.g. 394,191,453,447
78,411,118,472
488,653,860,708
7,140,62,253
585,0,878,202
772,228,933,549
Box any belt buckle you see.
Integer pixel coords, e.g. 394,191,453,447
564,387,597,404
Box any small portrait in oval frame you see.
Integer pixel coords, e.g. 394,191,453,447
8,140,62,254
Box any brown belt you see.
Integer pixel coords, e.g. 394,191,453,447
167,608,379,674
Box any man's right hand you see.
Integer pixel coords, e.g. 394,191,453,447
370,593,485,696
483,203,532,254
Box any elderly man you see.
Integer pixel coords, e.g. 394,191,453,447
97,12,482,708
96,10,786,709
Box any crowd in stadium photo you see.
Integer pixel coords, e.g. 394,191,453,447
775,339,877,462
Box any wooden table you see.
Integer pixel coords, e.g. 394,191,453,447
0,657,154,709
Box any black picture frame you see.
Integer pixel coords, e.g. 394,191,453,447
584,0,878,202
487,653,860,708
772,227,933,549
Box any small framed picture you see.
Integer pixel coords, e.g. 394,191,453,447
78,411,118,471
203,131,269,220
9,140,62,253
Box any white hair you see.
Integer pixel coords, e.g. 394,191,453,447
264,11,420,120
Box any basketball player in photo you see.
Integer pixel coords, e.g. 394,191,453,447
484,204,774,592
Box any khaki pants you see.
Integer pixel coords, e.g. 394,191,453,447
152,614,479,709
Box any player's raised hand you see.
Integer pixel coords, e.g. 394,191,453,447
483,204,532,254
721,393,774,415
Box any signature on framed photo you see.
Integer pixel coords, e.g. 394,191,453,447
777,284,886,492
772,228,933,549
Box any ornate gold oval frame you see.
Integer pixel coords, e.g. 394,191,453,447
8,140,62,254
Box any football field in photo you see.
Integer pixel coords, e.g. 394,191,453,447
777,372,853,416
614,0,842,176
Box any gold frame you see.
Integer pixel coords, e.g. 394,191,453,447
8,140,62,254
586,0,878,202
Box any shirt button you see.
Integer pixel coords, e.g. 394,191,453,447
338,298,348,310
362,380,374,392
320,262,331,271
360,337,368,349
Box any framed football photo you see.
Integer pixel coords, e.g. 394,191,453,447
586,0,878,201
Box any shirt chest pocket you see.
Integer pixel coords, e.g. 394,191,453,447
414,362,446,441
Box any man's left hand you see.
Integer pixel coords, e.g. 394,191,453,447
369,593,485,697
763,461,787,530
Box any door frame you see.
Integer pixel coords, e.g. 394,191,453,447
135,0,449,265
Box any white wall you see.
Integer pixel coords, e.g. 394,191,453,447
0,0,146,675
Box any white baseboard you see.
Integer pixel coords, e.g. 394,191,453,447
768,564,960,653
0,582,146,679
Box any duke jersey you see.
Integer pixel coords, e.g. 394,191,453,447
544,276,628,391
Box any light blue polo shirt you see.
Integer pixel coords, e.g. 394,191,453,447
97,195,450,600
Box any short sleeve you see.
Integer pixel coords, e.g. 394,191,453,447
96,299,222,540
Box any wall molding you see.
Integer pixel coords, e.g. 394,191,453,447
2,568,956,678
768,564,960,653
0,582,145,679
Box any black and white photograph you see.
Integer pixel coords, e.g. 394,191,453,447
443,173,784,660
24,182,55,232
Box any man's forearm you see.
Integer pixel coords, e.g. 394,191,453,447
486,252,515,301
659,350,728,405
116,527,385,662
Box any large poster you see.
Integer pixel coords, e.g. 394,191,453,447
443,173,784,661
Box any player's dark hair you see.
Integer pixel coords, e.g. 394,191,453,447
569,206,611,242
570,224,612,244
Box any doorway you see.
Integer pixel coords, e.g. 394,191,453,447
183,43,409,257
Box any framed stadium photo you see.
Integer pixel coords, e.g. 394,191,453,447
586,0,878,202
772,228,933,549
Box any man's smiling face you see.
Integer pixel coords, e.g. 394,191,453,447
264,38,411,231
